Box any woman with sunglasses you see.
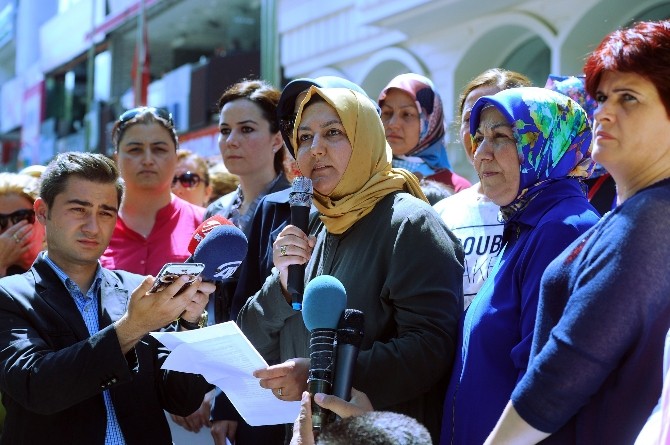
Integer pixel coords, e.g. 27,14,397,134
102,107,213,442
0,173,45,277
101,107,206,276
172,149,213,207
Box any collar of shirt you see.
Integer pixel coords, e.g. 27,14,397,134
41,251,103,299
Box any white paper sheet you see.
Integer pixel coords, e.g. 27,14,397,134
151,322,301,426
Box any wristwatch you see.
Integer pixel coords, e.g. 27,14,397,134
178,310,208,330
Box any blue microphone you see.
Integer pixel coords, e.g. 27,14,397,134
191,224,248,281
302,275,347,433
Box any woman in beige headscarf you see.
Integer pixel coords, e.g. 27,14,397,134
238,86,464,442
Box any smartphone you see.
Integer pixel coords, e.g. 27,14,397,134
148,262,205,294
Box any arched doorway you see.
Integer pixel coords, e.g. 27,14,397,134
357,47,426,99
559,0,670,75
628,2,670,24
500,37,550,87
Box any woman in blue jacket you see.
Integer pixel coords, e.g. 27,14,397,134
440,87,600,445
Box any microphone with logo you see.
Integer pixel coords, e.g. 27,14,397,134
302,275,347,433
185,216,246,324
190,224,248,282
288,177,313,310
332,309,364,404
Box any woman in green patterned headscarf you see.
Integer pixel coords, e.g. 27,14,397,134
441,87,600,445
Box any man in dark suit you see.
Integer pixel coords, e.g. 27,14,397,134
0,152,214,445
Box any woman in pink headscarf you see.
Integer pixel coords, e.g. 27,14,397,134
378,73,471,192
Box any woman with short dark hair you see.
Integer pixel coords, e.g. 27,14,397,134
205,79,289,234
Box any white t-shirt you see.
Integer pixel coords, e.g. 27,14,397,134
434,183,504,308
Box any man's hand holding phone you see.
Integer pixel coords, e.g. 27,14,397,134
114,263,215,353
148,263,205,294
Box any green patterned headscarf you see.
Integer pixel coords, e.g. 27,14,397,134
470,87,594,221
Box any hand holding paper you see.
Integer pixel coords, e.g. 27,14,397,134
151,322,301,426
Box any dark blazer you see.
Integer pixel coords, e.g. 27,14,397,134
205,174,291,325
205,176,293,445
229,188,292,321
0,256,211,445
210,189,294,444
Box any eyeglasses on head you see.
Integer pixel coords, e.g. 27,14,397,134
119,107,174,126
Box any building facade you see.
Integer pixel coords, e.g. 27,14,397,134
0,0,668,179
277,0,670,179
0,0,262,169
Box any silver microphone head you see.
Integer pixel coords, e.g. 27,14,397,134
289,176,313,207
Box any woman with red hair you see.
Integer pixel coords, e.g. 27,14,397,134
484,20,670,445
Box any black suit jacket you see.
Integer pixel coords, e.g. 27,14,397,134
209,189,294,445
210,189,291,424
0,256,211,445
229,188,292,321
204,174,291,325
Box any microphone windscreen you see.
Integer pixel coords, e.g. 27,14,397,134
188,215,235,255
289,177,313,207
192,224,248,281
303,275,347,331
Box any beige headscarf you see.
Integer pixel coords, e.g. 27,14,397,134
292,86,427,235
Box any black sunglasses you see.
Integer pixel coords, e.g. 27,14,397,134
0,209,35,231
119,107,174,126
172,172,203,189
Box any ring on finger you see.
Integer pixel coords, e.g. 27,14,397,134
12,234,20,244
277,387,283,397
279,245,287,257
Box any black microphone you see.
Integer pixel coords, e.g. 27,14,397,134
302,275,347,433
288,176,313,310
332,309,364,402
